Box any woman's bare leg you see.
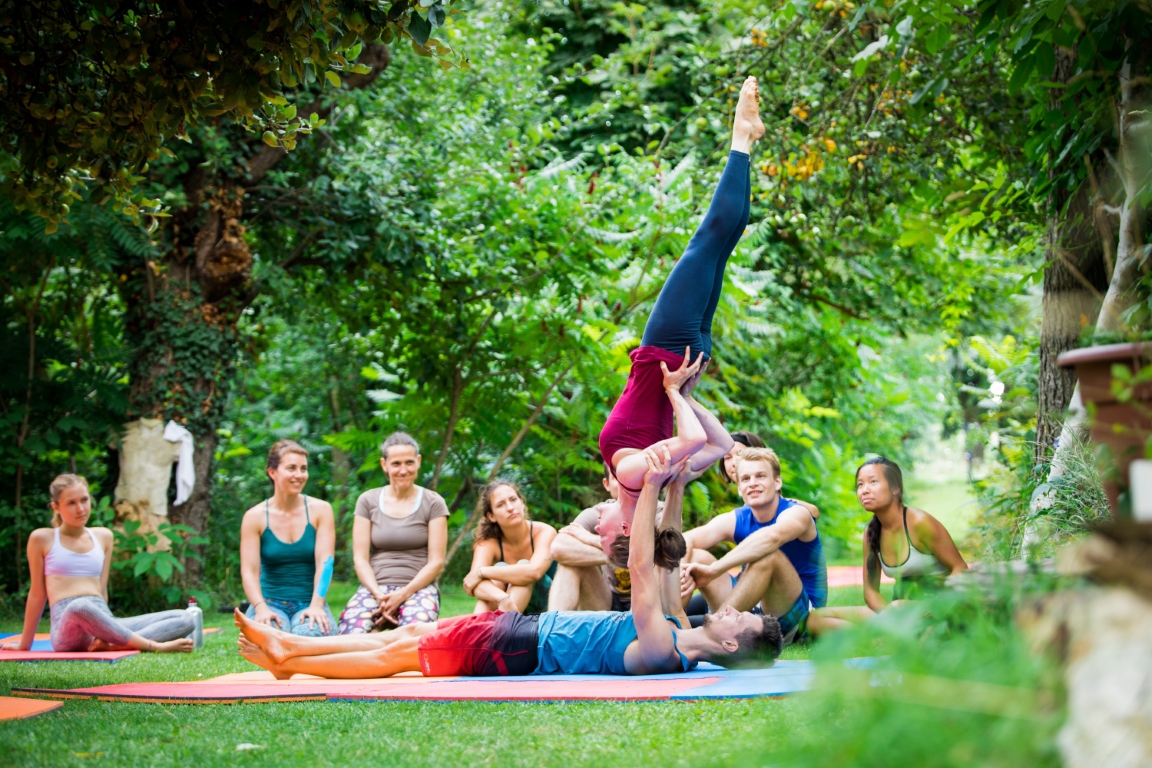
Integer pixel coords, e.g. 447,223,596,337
808,606,875,637
239,634,423,679
502,585,533,613
472,580,507,614
236,608,431,663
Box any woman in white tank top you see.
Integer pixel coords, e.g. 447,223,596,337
808,457,968,637
0,474,194,654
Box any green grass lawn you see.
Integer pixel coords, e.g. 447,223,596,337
0,583,868,766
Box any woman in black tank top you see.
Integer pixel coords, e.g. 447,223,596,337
463,480,557,614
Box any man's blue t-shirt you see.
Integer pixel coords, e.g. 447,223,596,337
534,611,694,675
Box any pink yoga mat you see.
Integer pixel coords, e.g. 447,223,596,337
826,565,894,588
14,677,722,704
333,678,724,701
0,649,139,662
0,627,222,661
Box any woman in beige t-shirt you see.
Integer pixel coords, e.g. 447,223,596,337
337,433,449,634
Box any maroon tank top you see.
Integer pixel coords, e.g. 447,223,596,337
598,346,686,479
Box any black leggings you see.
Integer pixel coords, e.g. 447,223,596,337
640,151,751,360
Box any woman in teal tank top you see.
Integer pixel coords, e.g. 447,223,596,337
240,440,337,637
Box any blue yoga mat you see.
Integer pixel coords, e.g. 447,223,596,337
0,635,54,652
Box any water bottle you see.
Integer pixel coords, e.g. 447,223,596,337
186,597,204,649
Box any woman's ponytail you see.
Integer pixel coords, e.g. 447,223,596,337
654,529,687,570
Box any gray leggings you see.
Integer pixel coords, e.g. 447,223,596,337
50,596,194,651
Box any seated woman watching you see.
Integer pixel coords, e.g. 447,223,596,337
718,431,765,483
1,474,194,654
808,457,968,636
464,480,556,614
240,440,337,636
338,432,448,633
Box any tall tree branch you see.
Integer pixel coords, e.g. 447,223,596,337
443,361,577,565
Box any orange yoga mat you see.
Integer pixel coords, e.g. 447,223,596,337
0,696,63,721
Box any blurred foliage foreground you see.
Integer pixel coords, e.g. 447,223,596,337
779,582,1064,767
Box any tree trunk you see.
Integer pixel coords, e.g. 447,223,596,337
119,46,393,586
1027,40,1149,536
1034,185,1107,464
1034,44,1109,466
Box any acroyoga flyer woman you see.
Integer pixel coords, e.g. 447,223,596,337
595,76,765,555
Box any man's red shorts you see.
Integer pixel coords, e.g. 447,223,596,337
417,611,539,677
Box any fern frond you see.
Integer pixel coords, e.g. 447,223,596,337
585,225,643,243
531,153,589,185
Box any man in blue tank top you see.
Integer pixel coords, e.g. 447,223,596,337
681,447,827,645
233,447,784,678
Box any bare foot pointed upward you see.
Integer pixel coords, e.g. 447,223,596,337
234,607,291,665
238,636,292,679
732,76,765,154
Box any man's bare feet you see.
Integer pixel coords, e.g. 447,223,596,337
732,76,765,154
238,636,292,679
234,607,292,664
152,637,195,653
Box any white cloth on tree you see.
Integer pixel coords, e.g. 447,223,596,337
163,420,195,506
114,418,196,521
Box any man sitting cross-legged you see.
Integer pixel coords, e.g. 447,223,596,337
680,447,827,645
234,447,782,679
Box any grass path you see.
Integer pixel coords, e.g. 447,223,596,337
0,584,865,766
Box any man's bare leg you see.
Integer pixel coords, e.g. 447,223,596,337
723,550,803,618
239,635,423,679
236,636,293,679
548,564,612,611
235,608,433,664
808,606,875,637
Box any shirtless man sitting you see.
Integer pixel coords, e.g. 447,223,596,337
234,447,781,679
680,447,827,645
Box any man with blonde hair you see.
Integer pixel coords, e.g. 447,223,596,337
680,447,827,645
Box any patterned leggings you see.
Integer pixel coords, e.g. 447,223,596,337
50,596,193,651
338,584,440,634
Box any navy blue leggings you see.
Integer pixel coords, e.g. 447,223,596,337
641,151,751,359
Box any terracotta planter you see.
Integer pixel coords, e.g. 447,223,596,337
1057,342,1152,515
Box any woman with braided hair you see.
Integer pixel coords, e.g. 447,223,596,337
808,457,968,636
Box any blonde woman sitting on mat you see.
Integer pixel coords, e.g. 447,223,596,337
2,474,193,654
808,457,968,636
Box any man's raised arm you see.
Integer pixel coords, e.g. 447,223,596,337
629,447,687,673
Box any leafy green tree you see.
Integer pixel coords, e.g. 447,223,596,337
0,201,143,592
0,0,462,225
73,5,469,583
881,0,1151,467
